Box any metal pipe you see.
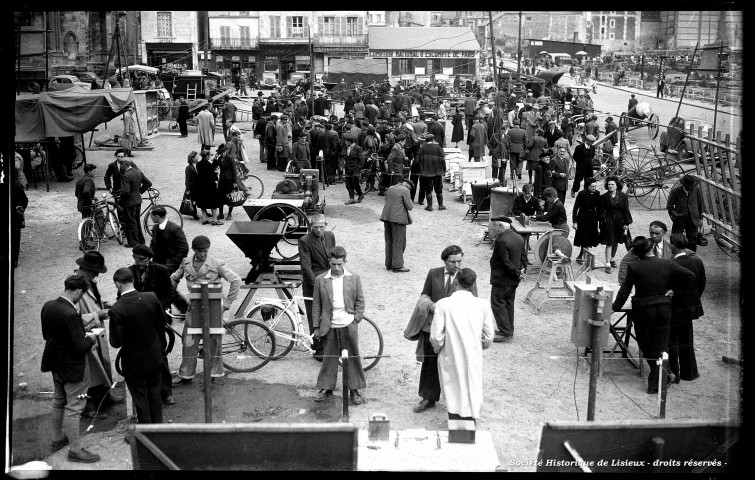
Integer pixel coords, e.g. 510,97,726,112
342,348,349,422
44,12,48,88
200,281,213,423
712,40,724,137
517,12,522,74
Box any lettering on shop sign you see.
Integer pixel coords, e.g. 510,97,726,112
369,50,474,58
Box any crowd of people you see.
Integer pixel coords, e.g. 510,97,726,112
23,74,715,465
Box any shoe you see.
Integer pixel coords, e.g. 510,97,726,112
313,354,323,363
68,448,100,463
202,220,210,225
172,377,192,386
314,389,333,402
58,176,74,182
438,205,447,210
413,399,436,413
392,267,410,273
344,199,356,205
163,396,176,405
610,260,618,268
378,192,385,196
107,393,126,404
192,215,201,221
385,266,392,270
179,135,188,138
425,206,433,211
356,195,364,203
211,220,224,225
605,266,612,274
226,213,232,220
417,201,424,205
51,436,70,452
81,410,107,420
493,334,512,343
350,389,364,406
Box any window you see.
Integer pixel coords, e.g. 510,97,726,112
376,14,382,23
609,19,615,28
346,17,358,35
610,11,617,15
64,32,77,56
271,16,281,37
600,27,606,36
392,58,412,75
368,14,372,23
601,16,606,24
454,58,473,75
609,33,615,40
157,12,172,37
321,16,335,35
240,26,250,47
239,11,249,16
291,15,304,37
432,59,441,72
220,26,230,47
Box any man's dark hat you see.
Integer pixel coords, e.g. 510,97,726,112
132,244,154,258
402,179,415,190
539,149,553,158
682,174,696,188
76,251,107,273
630,236,654,256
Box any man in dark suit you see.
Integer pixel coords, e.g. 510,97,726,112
649,220,675,260
668,234,705,383
177,96,189,137
543,120,563,149
118,159,152,247
298,214,336,360
312,246,366,405
128,244,176,405
319,123,341,184
42,275,101,463
612,237,696,393
489,217,527,342
343,137,364,205
104,149,137,194
380,179,414,273
507,119,527,180
512,183,544,217
412,246,478,413
148,206,189,275
265,116,278,170
570,135,596,197
254,115,268,163
109,268,166,424
426,116,445,148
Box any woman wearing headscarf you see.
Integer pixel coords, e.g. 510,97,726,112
194,149,223,225
598,175,633,273
572,177,601,264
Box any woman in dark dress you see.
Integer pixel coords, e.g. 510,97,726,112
184,151,201,221
450,108,465,147
194,149,222,225
572,176,601,264
598,175,633,273
215,143,239,221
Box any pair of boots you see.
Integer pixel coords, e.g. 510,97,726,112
424,195,445,212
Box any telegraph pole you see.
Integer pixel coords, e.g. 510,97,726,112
517,11,523,73
309,26,314,100
204,12,210,72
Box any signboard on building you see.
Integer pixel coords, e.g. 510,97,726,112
248,56,256,62
442,67,454,75
400,74,415,80
314,46,369,54
370,49,477,58
231,56,241,61
414,66,426,75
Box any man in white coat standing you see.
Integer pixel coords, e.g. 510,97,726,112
430,268,495,422
196,104,215,152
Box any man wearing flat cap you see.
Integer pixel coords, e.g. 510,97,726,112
488,217,527,342
612,236,696,394
666,174,705,252
275,115,293,172
571,134,596,197
128,244,176,405
170,236,241,384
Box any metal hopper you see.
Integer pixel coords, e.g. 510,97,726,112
225,220,291,284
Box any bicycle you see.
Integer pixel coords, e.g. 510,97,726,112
139,187,184,238
77,193,125,252
244,288,384,371
236,162,265,199
114,311,277,375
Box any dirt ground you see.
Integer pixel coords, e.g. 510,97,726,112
10,92,742,472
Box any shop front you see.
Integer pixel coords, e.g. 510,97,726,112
258,43,313,85
145,42,194,72
212,53,259,88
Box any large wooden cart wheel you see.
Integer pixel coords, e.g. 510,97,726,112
647,113,660,140
592,152,619,181
533,230,573,272
619,147,683,210
252,203,310,261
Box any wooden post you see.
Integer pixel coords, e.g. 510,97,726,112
586,286,608,421
341,348,349,422
200,281,212,423
659,352,669,419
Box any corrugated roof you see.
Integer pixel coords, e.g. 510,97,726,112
369,27,481,51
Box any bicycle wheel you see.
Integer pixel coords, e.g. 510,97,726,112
78,219,100,252
143,204,183,237
107,208,124,244
221,320,276,372
164,325,177,355
359,316,384,372
242,174,265,199
247,304,296,360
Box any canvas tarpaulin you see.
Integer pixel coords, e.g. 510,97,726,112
15,87,135,142
325,58,388,87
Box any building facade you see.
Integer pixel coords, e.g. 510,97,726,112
586,11,641,52
141,11,197,72
658,11,743,50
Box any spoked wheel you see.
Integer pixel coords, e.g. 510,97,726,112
252,203,310,261
592,152,618,181
247,304,296,360
358,316,384,372
647,113,660,140
628,150,684,210
617,147,659,200
78,219,100,252
143,204,183,237
241,174,265,199
221,319,276,372
107,208,124,244
532,231,573,273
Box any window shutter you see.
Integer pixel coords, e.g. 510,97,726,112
303,15,308,37
338,16,344,35
358,17,363,35
318,16,323,35
286,16,292,37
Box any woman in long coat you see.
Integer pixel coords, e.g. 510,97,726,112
214,143,239,221
194,149,222,225
184,151,200,221
598,175,633,273
572,177,601,263
450,108,465,146
468,117,488,160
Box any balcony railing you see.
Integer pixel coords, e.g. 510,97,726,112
259,26,310,41
210,37,259,50
314,33,368,46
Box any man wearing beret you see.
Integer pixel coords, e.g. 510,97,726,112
488,217,527,342
170,236,241,384
129,244,176,405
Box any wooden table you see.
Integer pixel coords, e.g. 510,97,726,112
505,216,553,266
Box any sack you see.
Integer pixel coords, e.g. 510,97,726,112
179,192,196,216
227,190,247,207
623,228,633,251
